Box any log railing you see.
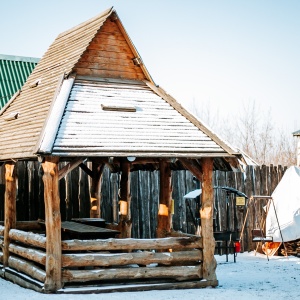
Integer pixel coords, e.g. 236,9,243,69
0,225,46,283
1,226,204,289
62,236,203,284
62,249,202,268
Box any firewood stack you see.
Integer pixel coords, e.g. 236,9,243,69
281,239,300,256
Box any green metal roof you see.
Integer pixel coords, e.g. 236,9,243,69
0,54,39,109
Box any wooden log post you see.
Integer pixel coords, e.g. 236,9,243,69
3,162,17,267
156,160,172,238
90,161,104,218
118,159,132,238
201,157,217,281
42,156,62,292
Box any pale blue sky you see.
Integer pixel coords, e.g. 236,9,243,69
1,0,300,133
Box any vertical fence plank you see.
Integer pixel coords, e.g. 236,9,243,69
59,162,67,221
186,171,199,234
79,166,91,218
111,172,119,224
16,161,28,221
142,171,152,238
244,166,254,251
100,167,112,222
214,171,227,231
37,162,45,220
235,171,246,238
226,171,237,232
131,171,140,238
27,161,36,220
150,171,159,238
172,171,187,233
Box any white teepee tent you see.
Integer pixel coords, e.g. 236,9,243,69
266,166,300,242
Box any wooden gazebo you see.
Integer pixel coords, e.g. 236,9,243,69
0,7,239,293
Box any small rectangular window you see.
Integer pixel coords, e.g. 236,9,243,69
101,104,136,112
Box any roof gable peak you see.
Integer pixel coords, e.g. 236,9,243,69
72,10,153,82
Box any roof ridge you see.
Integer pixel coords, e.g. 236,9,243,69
57,7,114,40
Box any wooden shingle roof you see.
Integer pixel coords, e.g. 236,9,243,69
0,7,238,162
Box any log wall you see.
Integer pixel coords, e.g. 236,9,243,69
0,225,46,283
0,163,287,252
0,225,204,288
61,235,203,285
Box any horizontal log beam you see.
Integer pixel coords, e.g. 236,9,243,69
63,265,202,283
9,243,46,265
9,229,46,249
62,237,202,251
62,249,202,268
8,255,46,283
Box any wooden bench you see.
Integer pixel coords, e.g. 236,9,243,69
61,221,120,240
71,218,106,228
39,221,120,240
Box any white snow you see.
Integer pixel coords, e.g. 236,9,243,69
1,252,300,299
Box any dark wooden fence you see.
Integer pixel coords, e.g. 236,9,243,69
0,162,287,252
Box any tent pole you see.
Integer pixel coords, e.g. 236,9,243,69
270,198,288,258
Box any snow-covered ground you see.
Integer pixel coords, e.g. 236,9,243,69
1,252,300,299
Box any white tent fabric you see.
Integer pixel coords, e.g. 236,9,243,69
266,166,300,242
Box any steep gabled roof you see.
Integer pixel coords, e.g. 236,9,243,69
0,7,238,161
0,7,152,160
